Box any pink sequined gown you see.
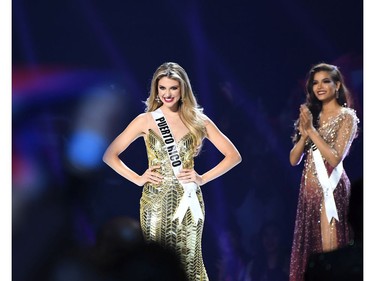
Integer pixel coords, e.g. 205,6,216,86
289,107,359,281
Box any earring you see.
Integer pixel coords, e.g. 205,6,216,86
155,96,161,103
335,89,339,99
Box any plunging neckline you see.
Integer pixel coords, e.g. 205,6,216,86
148,128,192,144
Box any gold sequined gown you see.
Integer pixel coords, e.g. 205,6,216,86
289,107,359,281
140,129,208,281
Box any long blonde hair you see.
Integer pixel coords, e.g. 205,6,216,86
145,62,207,152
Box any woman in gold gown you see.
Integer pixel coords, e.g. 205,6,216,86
103,62,242,280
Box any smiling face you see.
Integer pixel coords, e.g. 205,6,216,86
157,76,182,111
312,71,340,103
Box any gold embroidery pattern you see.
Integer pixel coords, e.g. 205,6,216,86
140,129,208,281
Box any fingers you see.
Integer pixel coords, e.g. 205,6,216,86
144,167,199,185
300,105,312,120
148,173,163,184
299,106,312,128
144,166,162,184
148,165,160,171
299,109,309,119
177,169,195,183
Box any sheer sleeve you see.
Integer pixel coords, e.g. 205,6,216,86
331,108,359,161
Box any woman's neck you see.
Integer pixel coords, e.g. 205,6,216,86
321,100,341,115
160,105,180,116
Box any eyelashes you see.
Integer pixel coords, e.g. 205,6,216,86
312,79,333,85
158,86,179,90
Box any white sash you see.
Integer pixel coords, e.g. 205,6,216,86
311,143,343,222
151,108,204,225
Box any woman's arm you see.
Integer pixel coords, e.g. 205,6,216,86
102,113,162,186
191,116,242,186
300,105,358,168
289,117,308,166
289,138,307,166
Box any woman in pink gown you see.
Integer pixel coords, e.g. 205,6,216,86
288,63,360,281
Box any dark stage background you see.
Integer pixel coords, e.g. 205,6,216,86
12,0,363,280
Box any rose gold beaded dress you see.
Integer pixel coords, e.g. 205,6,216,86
289,107,359,281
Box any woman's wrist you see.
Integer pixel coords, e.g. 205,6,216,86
200,174,207,186
306,126,317,136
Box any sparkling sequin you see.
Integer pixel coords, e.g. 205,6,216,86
140,129,208,281
289,107,359,281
